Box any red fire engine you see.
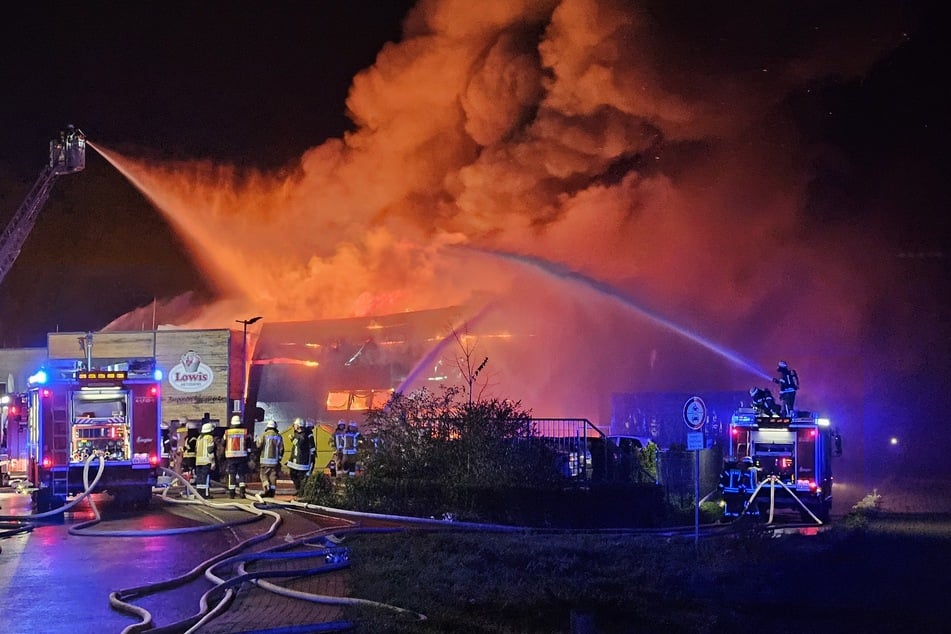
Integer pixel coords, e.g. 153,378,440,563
722,408,842,522
27,367,162,511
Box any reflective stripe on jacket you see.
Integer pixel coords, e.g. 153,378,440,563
195,433,216,466
258,430,284,466
183,435,197,459
224,427,248,458
286,430,313,471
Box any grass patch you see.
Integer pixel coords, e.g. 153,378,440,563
338,516,951,633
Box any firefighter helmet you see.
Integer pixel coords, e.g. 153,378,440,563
230,415,242,426
200,422,215,434
741,456,754,464
337,420,346,429
265,420,277,430
777,360,788,370
160,422,169,430
186,421,199,430
293,417,304,429
348,421,358,430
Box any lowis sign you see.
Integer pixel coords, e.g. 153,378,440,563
168,349,214,393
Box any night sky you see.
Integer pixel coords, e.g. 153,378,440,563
0,1,414,345
1,1,948,484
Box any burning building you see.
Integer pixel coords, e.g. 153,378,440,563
34,0,939,491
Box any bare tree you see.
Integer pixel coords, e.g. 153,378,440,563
449,325,491,404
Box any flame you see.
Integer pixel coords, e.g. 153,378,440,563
91,0,914,422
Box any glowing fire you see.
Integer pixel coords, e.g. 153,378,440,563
91,0,908,421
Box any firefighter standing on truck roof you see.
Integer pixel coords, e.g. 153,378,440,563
195,422,217,498
256,420,283,497
285,418,314,497
223,415,250,499
773,360,800,417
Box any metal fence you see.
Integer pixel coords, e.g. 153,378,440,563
526,418,605,479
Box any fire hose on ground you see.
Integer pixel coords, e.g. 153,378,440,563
0,453,108,542
108,468,428,633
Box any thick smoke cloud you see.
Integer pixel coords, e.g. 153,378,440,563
99,1,925,489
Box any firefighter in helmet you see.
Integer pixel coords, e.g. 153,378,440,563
181,421,199,480
159,422,172,469
749,386,780,416
772,360,800,416
194,422,217,498
223,415,250,499
342,421,363,476
332,420,347,477
285,418,314,496
256,420,284,497
739,455,759,493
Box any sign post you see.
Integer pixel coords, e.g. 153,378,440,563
683,396,707,547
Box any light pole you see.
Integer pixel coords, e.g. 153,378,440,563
236,316,262,421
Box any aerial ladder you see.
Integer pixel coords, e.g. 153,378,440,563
0,126,86,286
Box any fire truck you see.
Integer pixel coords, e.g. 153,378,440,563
27,366,162,511
722,408,841,522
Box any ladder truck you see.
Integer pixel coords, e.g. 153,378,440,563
0,126,86,287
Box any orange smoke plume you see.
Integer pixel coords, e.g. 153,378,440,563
95,0,913,421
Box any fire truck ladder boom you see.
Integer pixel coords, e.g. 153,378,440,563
0,127,86,287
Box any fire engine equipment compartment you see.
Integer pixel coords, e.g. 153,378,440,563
71,393,129,462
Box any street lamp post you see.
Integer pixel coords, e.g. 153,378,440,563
236,316,262,422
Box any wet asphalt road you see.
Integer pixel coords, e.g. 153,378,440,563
0,485,317,634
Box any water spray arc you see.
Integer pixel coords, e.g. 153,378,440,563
86,140,249,299
458,245,772,382
396,302,497,394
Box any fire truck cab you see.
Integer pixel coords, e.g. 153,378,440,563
723,408,841,522
27,366,162,511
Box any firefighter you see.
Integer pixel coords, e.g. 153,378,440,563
739,455,758,487
720,455,758,517
194,422,217,498
773,360,800,416
749,386,781,417
342,421,363,476
223,415,250,499
256,420,284,497
332,420,347,477
159,422,172,469
169,422,181,472
204,414,225,483
181,421,199,480
285,418,314,496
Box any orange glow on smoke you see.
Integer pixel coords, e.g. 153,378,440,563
92,0,910,422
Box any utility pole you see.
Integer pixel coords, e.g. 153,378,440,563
235,316,262,422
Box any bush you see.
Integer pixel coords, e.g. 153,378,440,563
295,387,670,528
357,386,564,489
842,489,884,529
